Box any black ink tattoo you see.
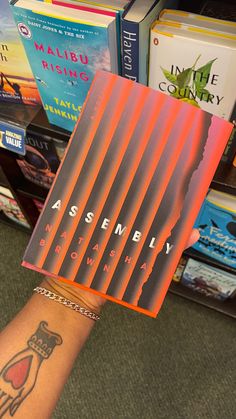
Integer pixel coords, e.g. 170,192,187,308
0,321,62,417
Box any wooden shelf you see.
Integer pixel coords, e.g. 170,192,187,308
17,180,48,202
169,281,236,319
211,161,236,196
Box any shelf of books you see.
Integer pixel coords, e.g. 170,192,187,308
169,281,236,318
0,0,235,318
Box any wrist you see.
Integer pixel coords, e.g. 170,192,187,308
41,277,103,315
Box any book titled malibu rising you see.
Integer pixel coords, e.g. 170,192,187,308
11,0,118,132
22,71,233,317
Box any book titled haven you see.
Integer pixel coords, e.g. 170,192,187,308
11,0,119,132
22,70,233,317
0,0,41,105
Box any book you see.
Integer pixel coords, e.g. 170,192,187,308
45,0,131,72
172,256,187,282
192,189,236,268
221,102,236,164
121,0,177,85
200,1,236,22
159,8,236,34
11,0,119,132
198,2,236,163
0,0,41,105
33,197,45,212
16,131,61,190
148,20,236,120
22,70,233,317
0,102,41,155
181,257,236,300
0,185,31,228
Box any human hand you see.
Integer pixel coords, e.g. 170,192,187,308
42,229,199,313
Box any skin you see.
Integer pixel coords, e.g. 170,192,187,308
0,230,199,418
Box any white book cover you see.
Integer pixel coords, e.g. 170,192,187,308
182,258,236,299
159,9,236,35
148,22,236,120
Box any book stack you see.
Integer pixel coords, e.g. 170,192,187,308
10,0,130,132
148,9,236,163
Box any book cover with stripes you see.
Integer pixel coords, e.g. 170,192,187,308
22,70,233,317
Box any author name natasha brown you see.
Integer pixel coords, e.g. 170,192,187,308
38,200,174,272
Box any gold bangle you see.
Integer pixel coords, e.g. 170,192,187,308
33,286,100,321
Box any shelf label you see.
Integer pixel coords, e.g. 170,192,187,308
0,121,26,155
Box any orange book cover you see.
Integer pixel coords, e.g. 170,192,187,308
22,70,233,317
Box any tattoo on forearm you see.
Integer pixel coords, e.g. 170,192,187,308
0,321,62,417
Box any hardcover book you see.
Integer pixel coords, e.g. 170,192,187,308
0,102,41,155
46,0,131,72
11,0,119,132
121,0,177,85
193,189,236,268
200,1,236,22
159,8,236,34
181,257,236,300
22,70,233,317
0,185,31,228
0,0,41,105
148,20,236,120
16,132,62,190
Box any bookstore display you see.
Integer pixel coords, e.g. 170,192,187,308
0,0,41,105
21,70,232,317
0,0,236,318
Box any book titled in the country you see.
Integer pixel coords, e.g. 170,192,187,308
148,18,236,120
22,71,233,317
11,0,119,132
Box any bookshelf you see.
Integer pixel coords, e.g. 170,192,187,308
0,0,235,317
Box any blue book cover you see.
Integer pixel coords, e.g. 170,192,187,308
121,0,178,86
11,2,117,131
193,190,236,268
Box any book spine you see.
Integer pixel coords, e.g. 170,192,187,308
221,102,236,164
121,19,139,82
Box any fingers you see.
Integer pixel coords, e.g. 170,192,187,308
185,228,200,249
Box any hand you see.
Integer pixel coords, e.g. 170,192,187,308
43,229,199,312
185,228,200,249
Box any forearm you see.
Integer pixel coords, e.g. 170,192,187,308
0,279,100,418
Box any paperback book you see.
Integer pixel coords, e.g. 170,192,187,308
11,0,119,131
181,257,236,300
0,0,40,105
22,70,233,317
193,189,236,268
148,20,236,120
